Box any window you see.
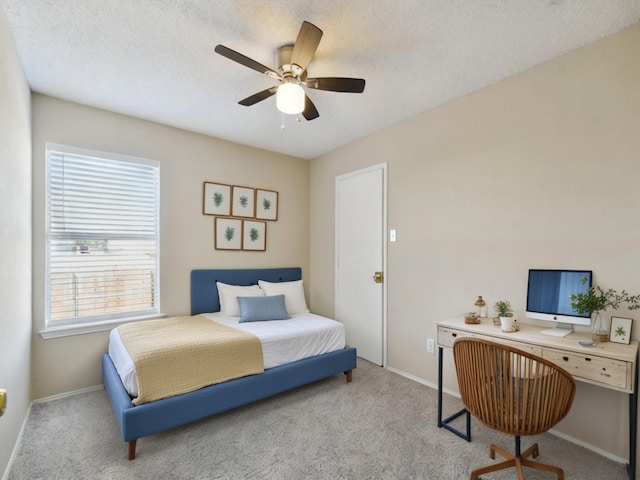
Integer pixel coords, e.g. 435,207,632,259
45,143,160,332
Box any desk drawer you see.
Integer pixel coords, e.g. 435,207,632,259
437,327,542,356
496,340,542,356
437,327,475,348
543,348,629,390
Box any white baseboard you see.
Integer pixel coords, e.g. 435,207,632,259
547,427,628,465
386,365,460,398
32,384,104,404
2,385,105,480
2,403,31,480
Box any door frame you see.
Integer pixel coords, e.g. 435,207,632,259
334,162,388,367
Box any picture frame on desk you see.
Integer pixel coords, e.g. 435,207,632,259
610,316,632,344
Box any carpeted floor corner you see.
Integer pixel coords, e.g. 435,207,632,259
7,359,628,479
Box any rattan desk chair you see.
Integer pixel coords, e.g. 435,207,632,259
453,337,576,480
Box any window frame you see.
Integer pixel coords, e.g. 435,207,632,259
41,143,161,339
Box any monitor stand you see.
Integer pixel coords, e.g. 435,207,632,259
541,323,574,338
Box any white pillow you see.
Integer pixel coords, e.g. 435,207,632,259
258,279,309,315
216,282,264,316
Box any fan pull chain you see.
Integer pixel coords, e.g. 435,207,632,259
280,113,303,130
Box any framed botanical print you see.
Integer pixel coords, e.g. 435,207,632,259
203,182,232,216
214,217,242,250
242,220,266,251
255,189,279,221
610,316,633,344
231,186,255,218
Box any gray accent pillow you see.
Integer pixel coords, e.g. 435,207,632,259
237,294,291,322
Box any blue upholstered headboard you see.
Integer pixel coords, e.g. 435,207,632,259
190,267,302,315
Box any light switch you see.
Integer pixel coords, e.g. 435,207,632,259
389,229,397,242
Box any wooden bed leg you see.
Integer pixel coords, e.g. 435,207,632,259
345,370,353,383
128,440,137,460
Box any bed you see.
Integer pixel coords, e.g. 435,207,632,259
102,267,357,460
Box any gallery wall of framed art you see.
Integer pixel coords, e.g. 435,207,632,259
203,181,278,251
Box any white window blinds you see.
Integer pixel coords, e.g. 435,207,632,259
46,144,160,327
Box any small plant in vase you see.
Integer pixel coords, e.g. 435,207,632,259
569,278,638,342
494,300,513,318
494,300,516,331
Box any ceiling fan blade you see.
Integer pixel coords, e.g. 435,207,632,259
306,77,366,93
238,87,278,106
215,44,280,78
290,21,323,73
302,94,319,121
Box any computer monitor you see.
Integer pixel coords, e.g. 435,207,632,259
525,269,592,337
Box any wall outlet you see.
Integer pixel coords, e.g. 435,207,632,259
426,338,435,354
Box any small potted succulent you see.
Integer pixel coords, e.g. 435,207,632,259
494,300,513,318
494,300,515,331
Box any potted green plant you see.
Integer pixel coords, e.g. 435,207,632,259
569,278,640,342
494,300,513,318
494,300,516,331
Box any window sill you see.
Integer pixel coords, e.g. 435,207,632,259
39,313,167,339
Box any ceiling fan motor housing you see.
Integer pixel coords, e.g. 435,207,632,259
276,44,300,76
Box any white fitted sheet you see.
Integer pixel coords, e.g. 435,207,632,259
108,312,346,397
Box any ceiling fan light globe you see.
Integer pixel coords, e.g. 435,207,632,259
276,83,305,115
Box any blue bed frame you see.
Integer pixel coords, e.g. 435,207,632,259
102,267,357,459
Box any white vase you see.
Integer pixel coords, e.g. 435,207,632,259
500,316,515,332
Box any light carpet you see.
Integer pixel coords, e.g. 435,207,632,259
7,359,628,479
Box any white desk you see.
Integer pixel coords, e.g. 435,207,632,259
437,317,638,479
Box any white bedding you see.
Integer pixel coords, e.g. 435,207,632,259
108,312,346,397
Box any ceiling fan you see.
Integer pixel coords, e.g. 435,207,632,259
214,21,366,121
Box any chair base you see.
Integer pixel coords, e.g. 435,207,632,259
470,442,564,480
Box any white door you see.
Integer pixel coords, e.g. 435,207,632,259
335,164,386,366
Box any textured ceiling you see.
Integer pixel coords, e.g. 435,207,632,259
2,1,639,159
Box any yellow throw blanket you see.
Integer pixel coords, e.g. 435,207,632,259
117,315,264,405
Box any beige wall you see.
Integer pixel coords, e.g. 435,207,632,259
310,24,640,461
30,94,310,398
0,8,32,477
